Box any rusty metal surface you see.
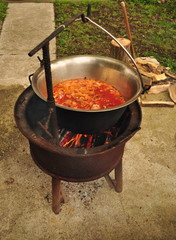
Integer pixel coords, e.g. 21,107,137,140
14,86,142,182
14,87,141,153
30,141,125,182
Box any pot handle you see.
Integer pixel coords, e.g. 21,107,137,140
84,17,145,91
28,73,34,85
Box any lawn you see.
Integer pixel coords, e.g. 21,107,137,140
54,0,176,72
0,0,175,71
0,0,8,21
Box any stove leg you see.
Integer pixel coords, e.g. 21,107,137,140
104,174,115,189
52,177,67,214
104,160,123,192
104,143,124,192
114,160,123,192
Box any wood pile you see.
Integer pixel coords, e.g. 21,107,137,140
112,1,175,108
135,56,176,107
110,37,175,108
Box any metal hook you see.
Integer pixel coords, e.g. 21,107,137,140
81,4,91,23
87,4,91,17
81,13,88,23
37,56,44,67
28,73,34,85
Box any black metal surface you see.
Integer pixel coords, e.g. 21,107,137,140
42,44,58,141
30,141,126,182
28,8,91,140
28,12,85,57
28,4,92,56
55,105,127,134
14,87,142,182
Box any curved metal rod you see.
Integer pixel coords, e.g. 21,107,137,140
85,17,144,90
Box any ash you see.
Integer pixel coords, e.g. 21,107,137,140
63,180,105,209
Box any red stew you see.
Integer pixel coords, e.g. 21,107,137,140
53,78,125,110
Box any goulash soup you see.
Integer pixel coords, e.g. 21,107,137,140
53,78,125,110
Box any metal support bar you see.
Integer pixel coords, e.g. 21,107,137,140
52,178,67,214
104,164,123,193
28,12,84,57
115,160,123,192
104,144,125,192
52,177,61,214
104,174,116,189
42,44,58,142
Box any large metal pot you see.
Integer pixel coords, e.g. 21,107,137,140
31,55,143,133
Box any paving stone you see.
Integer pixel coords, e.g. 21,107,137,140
0,3,56,86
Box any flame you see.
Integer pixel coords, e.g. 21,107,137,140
58,128,119,149
59,133,94,148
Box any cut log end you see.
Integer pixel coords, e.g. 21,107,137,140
110,38,131,64
111,38,131,48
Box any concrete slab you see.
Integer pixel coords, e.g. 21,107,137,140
0,52,55,86
0,3,56,87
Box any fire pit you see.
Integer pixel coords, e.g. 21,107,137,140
14,86,141,213
14,8,143,213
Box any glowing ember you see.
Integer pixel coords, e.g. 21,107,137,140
58,127,120,149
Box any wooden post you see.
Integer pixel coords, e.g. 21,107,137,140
120,1,136,59
110,38,131,64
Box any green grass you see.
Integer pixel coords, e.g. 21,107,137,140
54,0,176,72
0,0,8,21
55,1,122,57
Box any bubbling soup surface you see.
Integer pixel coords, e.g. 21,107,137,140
53,78,125,110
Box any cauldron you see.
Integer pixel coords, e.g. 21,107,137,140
31,55,143,133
